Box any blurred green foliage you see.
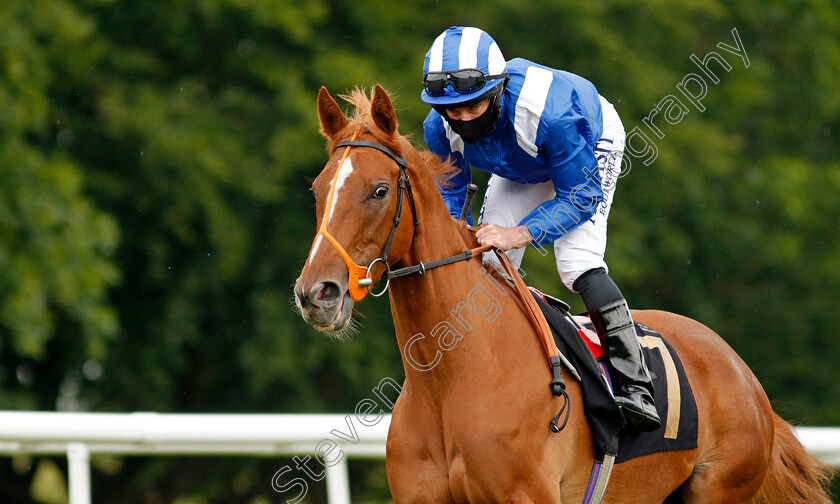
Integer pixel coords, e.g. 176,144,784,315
0,0,838,502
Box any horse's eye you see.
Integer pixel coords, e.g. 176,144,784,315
373,185,389,199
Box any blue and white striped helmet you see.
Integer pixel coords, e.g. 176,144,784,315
421,26,507,106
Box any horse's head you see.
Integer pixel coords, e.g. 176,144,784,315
294,85,418,336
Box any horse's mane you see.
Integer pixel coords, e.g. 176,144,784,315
333,87,458,189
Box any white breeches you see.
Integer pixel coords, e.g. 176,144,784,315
479,95,626,291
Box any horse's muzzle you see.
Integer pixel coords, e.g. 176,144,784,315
294,279,354,331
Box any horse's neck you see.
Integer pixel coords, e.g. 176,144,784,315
387,188,539,387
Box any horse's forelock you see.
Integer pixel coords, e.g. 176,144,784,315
327,87,457,189
329,87,402,154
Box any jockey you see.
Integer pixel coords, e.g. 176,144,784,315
421,26,660,432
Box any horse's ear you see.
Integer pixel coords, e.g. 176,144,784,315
318,86,348,139
371,84,398,136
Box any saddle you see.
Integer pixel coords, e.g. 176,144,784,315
489,248,697,462
532,290,699,463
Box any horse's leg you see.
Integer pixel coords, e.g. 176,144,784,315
387,453,452,504
678,357,773,503
681,464,765,504
682,413,834,504
454,396,591,504
438,431,565,503
600,450,696,503
633,311,775,504
678,421,770,503
503,492,554,504
386,396,453,504
461,475,563,503
677,411,771,503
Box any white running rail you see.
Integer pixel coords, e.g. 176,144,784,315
0,411,836,504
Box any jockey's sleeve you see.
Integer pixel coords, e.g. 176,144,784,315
519,117,604,248
424,114,472,223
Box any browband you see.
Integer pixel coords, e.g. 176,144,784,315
335,140,407,169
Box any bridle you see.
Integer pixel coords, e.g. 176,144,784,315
313,129,488,302
313,129,571,445
313,129,418,301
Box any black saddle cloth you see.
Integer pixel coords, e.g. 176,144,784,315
532,293,698,463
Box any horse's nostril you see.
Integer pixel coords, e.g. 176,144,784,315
310,281,342,308
318,282,341,302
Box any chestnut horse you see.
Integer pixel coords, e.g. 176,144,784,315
294,85,833,503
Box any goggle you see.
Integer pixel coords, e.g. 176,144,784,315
422,69,508,97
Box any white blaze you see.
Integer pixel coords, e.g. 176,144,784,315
308,157,355,263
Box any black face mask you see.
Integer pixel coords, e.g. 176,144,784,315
442,95,502,144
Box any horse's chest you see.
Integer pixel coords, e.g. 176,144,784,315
440,419,540,496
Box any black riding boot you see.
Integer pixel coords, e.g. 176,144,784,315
589,299,661,432
573,267,661,432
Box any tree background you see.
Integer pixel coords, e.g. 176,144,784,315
0,0,838,502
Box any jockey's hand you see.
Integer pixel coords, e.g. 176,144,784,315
475,224,534,251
